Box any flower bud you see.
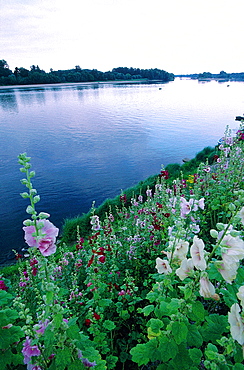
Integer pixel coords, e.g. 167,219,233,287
228,203,236,211
33,195,40,203
210,229,218,238
38,212,50,219
26,205,35,214
20,192,29,199
30,188,37,195
216,223,225,231
23,218,33,226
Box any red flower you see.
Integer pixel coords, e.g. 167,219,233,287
15,253,22,260
160,170,169,179
163,213,170,218
156,202,163,209
93,313,101,320
32,267,38,276
85,319,91,326
120,194,127,203
99,255,106,263
87,254,94,267
0,280,8,291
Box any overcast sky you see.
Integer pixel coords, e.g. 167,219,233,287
1,0,243,75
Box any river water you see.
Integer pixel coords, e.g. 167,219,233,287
0,78,243,263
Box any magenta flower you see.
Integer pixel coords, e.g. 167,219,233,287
23,219,59,257
0,280,8,291
22,336,41,365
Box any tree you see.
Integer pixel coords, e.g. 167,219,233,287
0,59,12,77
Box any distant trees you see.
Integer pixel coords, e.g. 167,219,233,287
0,59,174,86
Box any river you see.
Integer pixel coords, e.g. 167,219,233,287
0,78,243,263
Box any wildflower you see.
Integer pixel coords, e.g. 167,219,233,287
22,336,41,365
176,258,194,280
221,235,244,264
93,312,101,320
190,236,206,271
155,257,172,275
23,219,59,257
167,239,189,262
146,189,152,197
228,303,244,345
217,260,238,284
90,215,101,231
237,286,244,308
160,170,169,179
180,197,198,218
35,319,50,335
203,166,211,173
199,275,216,299
0,280,8,291
239,206,244,226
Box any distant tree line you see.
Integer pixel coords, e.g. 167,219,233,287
176,70,244,81
0,60,174,86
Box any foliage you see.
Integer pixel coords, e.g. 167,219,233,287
1,124,244,369
0,58,174,86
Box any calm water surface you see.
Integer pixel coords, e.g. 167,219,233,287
0,78,243,262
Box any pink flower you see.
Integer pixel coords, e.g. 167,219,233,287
228,303,244,345
237,286,244,308
190,236,206,271
0,280,8,291
23,220,59,257
221,235,244,264
199,275,216,298
217,260,238,284
180,197,198,218
35,319,50,335
176,258,194,280
167,240,189,262
155,257,172,275
22,336,41,365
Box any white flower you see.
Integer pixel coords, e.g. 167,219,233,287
166,239,189,262
199,276,216,298
217,260,239,284
190,236,207,271
228,303,244,345
239,207,244,226
176,258,194,281
155,257,172,275
198,198,205,210
237,286,244,308
221,235,244,264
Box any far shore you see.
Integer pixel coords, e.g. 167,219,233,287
0,78,169,90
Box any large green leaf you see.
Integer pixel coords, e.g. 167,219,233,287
200,314,228,343
171,321,188,345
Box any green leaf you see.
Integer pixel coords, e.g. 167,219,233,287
140,304,155,316
0,308,19,326
98,298,112,307
52,313,63,329
234,364,244,370
189,348,202,365
106,355,118,369
0,326,23,349
171,321,188,345
103,320,116,331
55,347,72,369
45,291,54,305
66,324,80,340
200,314,228,343
149,318,164,334
205,343,218,360
220,284,238,307
187,324,203,348
189,301,205,322
0,291,13,306
158,336,178,362
130,343,150,366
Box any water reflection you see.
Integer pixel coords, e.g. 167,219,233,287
0,91,18,112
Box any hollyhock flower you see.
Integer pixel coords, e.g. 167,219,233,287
22,336,41,365
155,257,172,275
0,280,8,291
23,219,59,257
180,197,198,218
221,235,244,264
239,206,244,226
217,260,239,284
82,358,97,368
237,286,244,308
190,236,207,271
146,189,152,197
228,303,244,345
176,258,194,280
166,239,189,262
199,275,216,298
198,198,205,210
93,312,101,320
90,215,101,231
35,319,50,335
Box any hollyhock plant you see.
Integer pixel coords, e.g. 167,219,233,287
190,236,207,271
155,257,172,275
175,258,194,281
22,336,41,365
199,275,217,299
23,219,59,256
228,303,244,346
166,239,189,262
